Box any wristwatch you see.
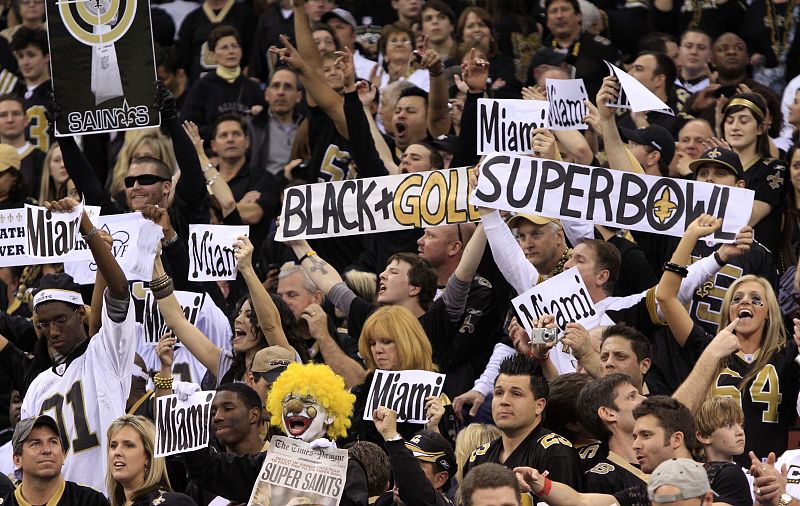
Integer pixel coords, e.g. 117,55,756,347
778,493,793,506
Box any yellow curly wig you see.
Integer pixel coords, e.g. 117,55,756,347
267,362,356,440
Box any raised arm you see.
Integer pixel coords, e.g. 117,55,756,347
288,239,345,295
155,81,205,202
656,215,720,346
291,0,321,73
672,318,740,414
358,81,400,174
417,39,450,138
234,236,295,356
183,121,237,217
596,76,642,174
271,35,348,138
451,49,488,168
152,254,222,376
454,223,486,282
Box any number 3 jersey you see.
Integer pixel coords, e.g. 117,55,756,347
21,294,136,494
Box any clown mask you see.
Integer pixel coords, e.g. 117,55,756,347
282,394,334,442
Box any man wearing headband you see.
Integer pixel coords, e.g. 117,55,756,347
20,198,134,494
373,406,456,506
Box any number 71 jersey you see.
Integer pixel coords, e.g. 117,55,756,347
21,299,137,495
712,339,800,468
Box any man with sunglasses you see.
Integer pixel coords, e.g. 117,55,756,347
16,198,134,495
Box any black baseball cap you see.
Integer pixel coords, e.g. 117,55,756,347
430,134,457,154
405,432,457,475
689,147,744,180
531,47,568,69
620,125,676,165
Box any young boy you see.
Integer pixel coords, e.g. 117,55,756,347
695,397,753,506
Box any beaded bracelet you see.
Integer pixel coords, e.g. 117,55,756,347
662,262,688,278
153,373,173,390
152,279,174,300
82,226,99,243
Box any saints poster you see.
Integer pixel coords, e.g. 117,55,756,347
45,0,159,135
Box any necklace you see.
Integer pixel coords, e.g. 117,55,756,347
551,248,571,276
764,0,798,59
551,39,581,59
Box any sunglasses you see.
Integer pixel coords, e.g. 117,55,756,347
124,174,170,188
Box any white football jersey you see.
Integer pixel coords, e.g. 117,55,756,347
21,295,136,494
137,291,232,384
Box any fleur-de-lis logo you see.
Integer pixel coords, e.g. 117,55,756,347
707,148,721,159
652,187,678,224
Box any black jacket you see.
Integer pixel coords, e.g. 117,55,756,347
182,446,368,506
373,439,454,506
181,73,265,140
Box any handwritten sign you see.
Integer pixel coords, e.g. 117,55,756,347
472,154,753,243
363,369,446,423
546,78,588,130
188,224,249,281
477,98,548,155
276,167,479,241
155,390,215,457
512,267,598,334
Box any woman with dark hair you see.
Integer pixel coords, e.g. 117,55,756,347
454,6,522,98
721,92,788,256
0,144,32,209
151,236,306,389
779,143,800,318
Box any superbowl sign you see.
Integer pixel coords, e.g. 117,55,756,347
473,154,754,242
46,0,159,135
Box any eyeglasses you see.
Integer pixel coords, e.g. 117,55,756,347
34,307,80,332
124,174,170,188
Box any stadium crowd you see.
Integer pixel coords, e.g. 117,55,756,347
2,0,800,504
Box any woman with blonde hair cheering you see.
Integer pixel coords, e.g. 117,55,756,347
106,415,196,506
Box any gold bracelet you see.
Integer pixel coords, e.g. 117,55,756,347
153,373,173,390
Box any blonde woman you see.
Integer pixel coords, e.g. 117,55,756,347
349,305,455,446
108,130,178,197
106,415,196,505
454,423,501,483
38,143,69,203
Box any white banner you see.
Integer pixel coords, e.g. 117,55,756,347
546,78,588,130
247,436,348,506
472,154,753,243
155,390,215,457
477,98,549,155
141,289,207,345
605,61,673,115
512,267,599,334
24,201,90,262
188,224,249,281
276,167,479,241
64,213,163,284
363,369,446,423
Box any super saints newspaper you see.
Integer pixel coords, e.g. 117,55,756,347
247,436,348,506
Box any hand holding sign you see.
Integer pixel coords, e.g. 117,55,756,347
140,204,175,244
531,128,557,159
424,396,444,431
717,226,753,262
684,213,722,240
373,406,400,440
596,76,620,121
233,235,254,274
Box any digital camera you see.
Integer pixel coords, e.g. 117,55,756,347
529,327,559,345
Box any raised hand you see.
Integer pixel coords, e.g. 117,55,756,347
154,80,177,119
461,48,488,94
233,235,254,273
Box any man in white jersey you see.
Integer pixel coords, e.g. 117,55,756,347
21,198,136,494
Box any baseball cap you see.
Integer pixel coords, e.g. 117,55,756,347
405,432,457,475
619,125,676,166
251,346,296,383
507,213,562,229
13,415,62,454
0,143,20,172
321,8,357,30
430,134,457,154
688,147,744,181
647,458,713,503
531,47,568,69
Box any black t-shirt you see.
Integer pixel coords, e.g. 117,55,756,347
1,479,110,505
744,157,787,257
576,441,609,473
649,0,745,40
705,461,752,506
584,451,649,494
463,424,583,501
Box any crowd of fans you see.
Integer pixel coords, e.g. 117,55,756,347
0,0,800,504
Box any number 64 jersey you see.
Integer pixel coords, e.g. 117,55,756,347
21,295,137,495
